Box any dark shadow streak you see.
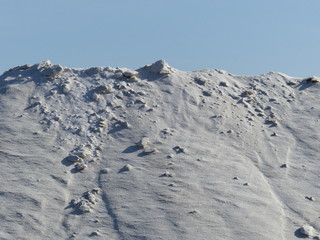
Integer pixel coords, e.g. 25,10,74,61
294,228,307,238
61,156,81,174
122,145,140,154
117,167,130,174
137,151,152,157
24,103,40,110
296,80,318,91
61,156,74,167
98,171,124,239
108,124,126,134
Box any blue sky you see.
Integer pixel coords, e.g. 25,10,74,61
1,0,320,77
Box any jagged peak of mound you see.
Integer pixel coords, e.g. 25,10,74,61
2,59,319,84
142,59,172,75
0,59,174,80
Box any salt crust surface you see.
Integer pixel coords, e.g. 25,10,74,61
0,60,319,239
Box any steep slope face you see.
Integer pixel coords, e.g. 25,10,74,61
0,60,319,240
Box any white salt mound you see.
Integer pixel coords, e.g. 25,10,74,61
0,60,319,240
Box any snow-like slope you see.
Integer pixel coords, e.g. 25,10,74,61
0,60,319,240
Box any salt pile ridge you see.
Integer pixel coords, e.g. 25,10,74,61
0,60,319,239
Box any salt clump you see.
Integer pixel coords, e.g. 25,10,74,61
194,77,206,85
138,137,151,149
37,60,63,78
121,164,133,172
123,70,138,78
84,67,102,76
95,85,114,94
299,225,315,237
71,188,101,214
149,60,170,75
101,168,111,174
160,171,173,177
173,146,187,153
76,162,88,171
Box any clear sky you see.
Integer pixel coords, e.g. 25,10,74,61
1,0,320,77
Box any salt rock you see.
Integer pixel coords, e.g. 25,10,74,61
305,196,315,201
242,90,254,97
173,146,187,154
98,118,107,128
91,188,101,194
33,101,42,106
149,60,170,75
90,230,100,236
91,93,100,101
280,163,288,168
194,77,206,85
300,225,315,237
287,81,296,86
84,67,102,75
189,209,200,214
76,149,91,159
95,85,114,94
67,155,83,163
161,171,173,177
113,71,123,79
203,90,213,96
87,193,96,204
71,197,82,207
78,201,91,213
114,82,126,90
265,118,278,126
219,81,228,87
76,162,87,171
118,120,130,128
138,137,151,149
61,84,70,94
123,70,138,78
15,74,23,80
144,148,158,154
101,168,111,174
68,148,91,163
38,61,63,77
122,164,133,172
